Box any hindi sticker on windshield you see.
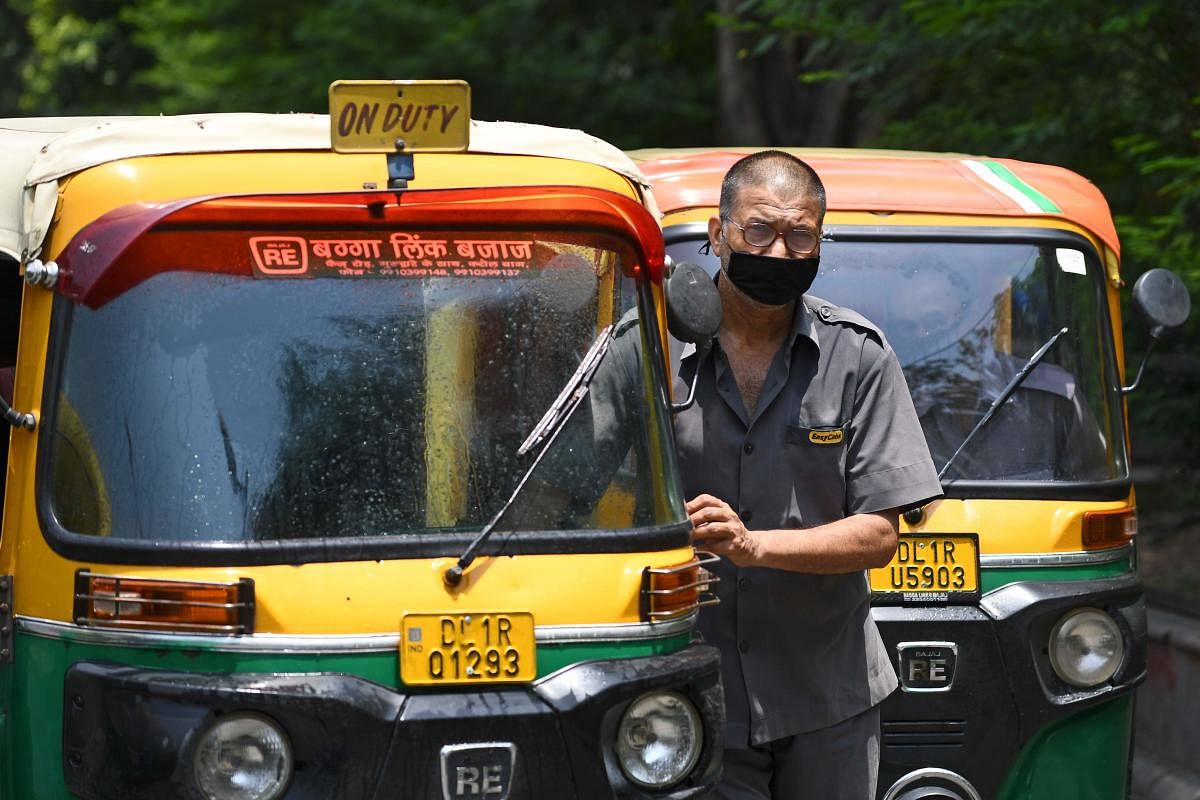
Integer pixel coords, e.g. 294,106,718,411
248,233,538,278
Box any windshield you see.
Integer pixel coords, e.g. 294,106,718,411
47,232,685,544
667,232,1128,487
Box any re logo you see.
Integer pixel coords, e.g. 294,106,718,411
907,655,948,683
897,642,958,692
441,743,516,800
808,429,844,445
249,236,309,275
454,765,504,797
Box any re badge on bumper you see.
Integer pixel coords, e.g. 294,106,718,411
441,742,517,800
897,642,958,692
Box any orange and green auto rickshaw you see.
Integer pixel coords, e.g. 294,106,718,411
632,147,1190,800
0,82,726,800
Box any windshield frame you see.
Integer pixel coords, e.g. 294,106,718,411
664,222,1131,502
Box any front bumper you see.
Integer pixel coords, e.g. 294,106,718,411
62,644,723,800
872,574,1146,799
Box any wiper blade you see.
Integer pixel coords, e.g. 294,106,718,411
937,327,1068,481
517,325,614,456
444,325,615,586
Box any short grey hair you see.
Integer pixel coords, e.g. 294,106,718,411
718,150,827,220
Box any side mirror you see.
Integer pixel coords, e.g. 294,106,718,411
666,261,722,344
1122,268,1193,395
666,262,722,413
1132,267,1191,337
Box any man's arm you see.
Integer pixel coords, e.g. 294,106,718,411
687,493,898,572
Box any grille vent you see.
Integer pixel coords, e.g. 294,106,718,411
882,719,967,751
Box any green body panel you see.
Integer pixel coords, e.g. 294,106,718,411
0,627,690,799
997,694,1134,800
980,559,1131,594
0,657,11,800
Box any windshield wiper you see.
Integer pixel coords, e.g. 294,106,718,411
937,327,1069,481
443,325,615,586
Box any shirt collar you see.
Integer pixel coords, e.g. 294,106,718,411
792,297,821,351
679,296,820,359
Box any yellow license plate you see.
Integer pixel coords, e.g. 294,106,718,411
869,533,981,602
328,79,471,153
400,612,536,686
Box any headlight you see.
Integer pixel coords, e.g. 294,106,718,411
193,712,293,800
1048,608,1125,688
615,690,703,788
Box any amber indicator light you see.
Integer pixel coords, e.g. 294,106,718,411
73,571,254,634
640,553,720,622
1081,508,1137,549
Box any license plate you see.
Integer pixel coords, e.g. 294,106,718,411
328,79,471,153
400,612,535,686
869,533,980,603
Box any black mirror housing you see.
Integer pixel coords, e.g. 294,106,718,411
665,261,722,345
1132,268,1191,338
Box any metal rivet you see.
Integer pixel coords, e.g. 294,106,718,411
820,306,832,319
71,694,85,709
67,751,82,767
0,603,10,614
0,649,9,659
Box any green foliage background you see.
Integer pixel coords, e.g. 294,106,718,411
2,0,717,147
3,0,1197,572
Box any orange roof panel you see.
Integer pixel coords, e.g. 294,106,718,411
631,148,1119,255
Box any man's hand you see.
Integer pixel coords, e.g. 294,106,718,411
687,494,761,567
686,497,900,574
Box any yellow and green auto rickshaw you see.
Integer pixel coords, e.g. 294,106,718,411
0,82,725,800
632,147,1191,800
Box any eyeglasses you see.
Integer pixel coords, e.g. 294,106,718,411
725,219,819,254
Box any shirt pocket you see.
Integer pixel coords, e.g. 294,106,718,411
783,421,851,522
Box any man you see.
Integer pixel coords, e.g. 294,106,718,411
673,151,942,798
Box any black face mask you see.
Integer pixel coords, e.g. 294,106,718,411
724,249,819,306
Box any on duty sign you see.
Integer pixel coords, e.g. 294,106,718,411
328,80,470,153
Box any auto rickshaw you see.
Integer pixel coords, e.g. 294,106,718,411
0,82,724,799
631,147,1191,800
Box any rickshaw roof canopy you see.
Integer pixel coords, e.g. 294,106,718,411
0,113,656,261
629,148,1120,256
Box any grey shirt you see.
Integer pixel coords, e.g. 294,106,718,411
673,294,942,746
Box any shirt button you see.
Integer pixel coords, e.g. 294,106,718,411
741,509,753,524
743,441,754,454
739,640,751,654
738,577,752,591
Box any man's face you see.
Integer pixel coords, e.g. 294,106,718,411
707,182,824,272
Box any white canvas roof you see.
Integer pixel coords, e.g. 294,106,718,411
0,113,657,261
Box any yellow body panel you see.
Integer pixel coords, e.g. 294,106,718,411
903,497,1133,554
11,539,694,629
0,284,53,575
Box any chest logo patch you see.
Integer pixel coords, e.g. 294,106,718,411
809,429,844,445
